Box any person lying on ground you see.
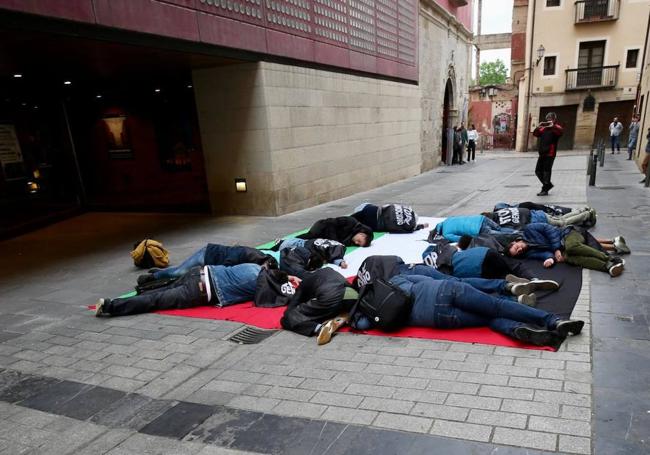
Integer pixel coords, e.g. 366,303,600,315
274,238,347,269
482,206,596,230
497,223,628,277
355,254,558,306
433,214,516,243
351,203,428,233
351,274,583,348
96,263,300,317
296,216,373,247
138,243,277,285
494,201,581,217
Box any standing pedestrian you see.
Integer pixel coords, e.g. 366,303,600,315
467,124,478,162
640,128,650,184
452,126,463,165
609,116,623,154
460,122,469,164
627,115,640,160
532,112,563,196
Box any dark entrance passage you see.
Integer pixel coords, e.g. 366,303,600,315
442,79,453,165
539,105,578,150
594,100,635,147
0,28,237,238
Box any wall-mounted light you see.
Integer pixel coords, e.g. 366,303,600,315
154,88,161,93
235,178,247,192
13,73,22,78
536,45,545,66
96,94,102,99
64,80,72,85
26,181,40,193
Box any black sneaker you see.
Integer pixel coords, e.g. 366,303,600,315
537,190,549,196
505,274,529,284
511,279,559,295
513,326,564,347
137,274,156,286
554,319,584,337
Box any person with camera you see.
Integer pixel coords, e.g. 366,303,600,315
532,112,563,196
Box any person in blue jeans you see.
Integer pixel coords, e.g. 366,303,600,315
96,263,300,317
353,274,583,347
434,215,515,243
138,243,277,285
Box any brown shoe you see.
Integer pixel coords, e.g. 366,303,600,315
317,314,349,345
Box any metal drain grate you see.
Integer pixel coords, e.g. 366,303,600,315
225,326,278,344
598,186,626,190
504,184,529,188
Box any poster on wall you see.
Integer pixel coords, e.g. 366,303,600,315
102,115,133,159
0,124,26,180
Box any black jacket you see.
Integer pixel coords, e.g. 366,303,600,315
298,216,373,246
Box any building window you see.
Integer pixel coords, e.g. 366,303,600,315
543,56,557,76
546,0,560,7
626,49,639,69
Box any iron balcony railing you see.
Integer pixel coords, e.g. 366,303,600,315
565,65,619,90
575,0,619,24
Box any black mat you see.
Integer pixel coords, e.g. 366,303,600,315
519,260,583,318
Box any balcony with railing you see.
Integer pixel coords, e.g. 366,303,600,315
565,65,619,90
575,0,619,24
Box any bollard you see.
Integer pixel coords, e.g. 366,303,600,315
645,161,650,188
598,144,605,167
587,150,593,176
589,154,597,186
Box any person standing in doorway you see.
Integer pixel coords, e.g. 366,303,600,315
452,126,463,165
627,115,640,160
467,124,478,162
609,116,623,154
532,112,563,196
460,123,468,163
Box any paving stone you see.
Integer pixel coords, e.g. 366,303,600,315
345,383,395,398
410,402,469,421
377,375,428,389
429,420,491,442
287,367,335,380
57,385,127,420
528,415,591,437
514,358,565,370
297,378,348,393
508,376,563,391
492,427,557,451
501,399,560,418
559,435,592,454
456,372,508,386
359,396,414,414
90,393,174,430
321,406,378,425
365,363,411,377
310,391,364,408
445,394,501,411
479,385,534,400
266,386,315,402
409,367,459,381
487,364,538,377
373,412,432,434
467,409,527,429
227,395,280,413
140,402,216,439
428,380,479,395
391,388,447,405
19,379,91,413
272,400,327,419
72,429,135,455
561,405,592,421
419,350,467,361
564,381,591,394
534,390,591,407
438,360,487,373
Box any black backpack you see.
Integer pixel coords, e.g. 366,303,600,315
354,278,412,332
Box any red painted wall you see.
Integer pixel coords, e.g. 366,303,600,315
511,32,525,62
0,0,418,81
468,100,492,134
435,0,473,32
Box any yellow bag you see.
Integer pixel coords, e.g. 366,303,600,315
131,239,170,269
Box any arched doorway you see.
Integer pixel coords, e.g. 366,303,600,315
441,79,454,165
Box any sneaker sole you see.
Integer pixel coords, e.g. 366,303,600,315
530,279,560,291
609,264,624,277
514,327,563,347
555,320,584,337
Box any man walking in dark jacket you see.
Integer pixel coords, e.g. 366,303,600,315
532,112,563,196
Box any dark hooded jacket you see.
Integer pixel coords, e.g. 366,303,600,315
204,244,276,268
297,216,373,246
280,268,353,336
352,204,419,233
493,223,568,261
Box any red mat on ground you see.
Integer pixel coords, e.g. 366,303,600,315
155,303,555,351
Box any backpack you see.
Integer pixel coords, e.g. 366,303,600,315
379,204,418,233
131,239,169,269
353,278,412,332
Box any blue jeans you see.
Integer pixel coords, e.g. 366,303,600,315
403,278,558,337
153,247,206,280
398,264,507,295
481,217,515,236
611,135,620,152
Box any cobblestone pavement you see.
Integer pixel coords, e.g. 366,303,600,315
0,150,640,454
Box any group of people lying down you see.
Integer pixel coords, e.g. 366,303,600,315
94,202,629,349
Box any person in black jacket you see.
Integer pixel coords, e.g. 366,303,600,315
297,216,373,247
532,112,563,196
